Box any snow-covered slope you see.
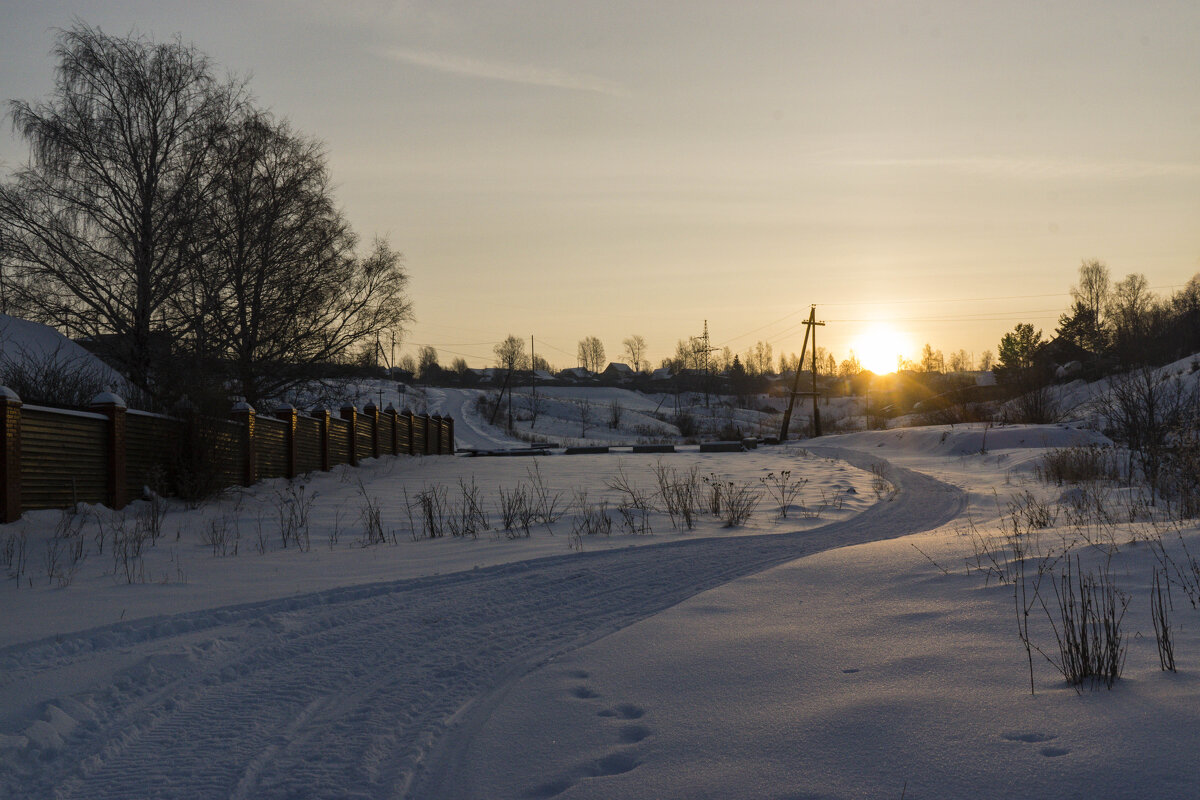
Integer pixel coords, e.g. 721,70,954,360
0,314,127,397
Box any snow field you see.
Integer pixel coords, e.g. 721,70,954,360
3,414,1200,798
0,446,880,649
421,426,1200,798
0,448,958,799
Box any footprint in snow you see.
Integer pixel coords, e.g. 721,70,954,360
617,724,650,744
569,685,600,699
598,703,645,720
524,752,641,798
1001,732,1057,743
1041,747,1070,758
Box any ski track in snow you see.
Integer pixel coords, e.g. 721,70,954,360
424,388,524,451
0,448,963,799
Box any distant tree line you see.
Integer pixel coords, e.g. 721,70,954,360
0,23,412,410
995,260,1200,384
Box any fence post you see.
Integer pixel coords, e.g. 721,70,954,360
232,402,256,487
315,407,331,472
447,416,455,455
364,402,380,459
275,404,298,479
340,405,357,466
90,392,127,510
0,387,21,523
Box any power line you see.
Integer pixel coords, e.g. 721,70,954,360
719,283,1187,347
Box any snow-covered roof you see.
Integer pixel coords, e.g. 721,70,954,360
603,362,634,375
0,314,127,391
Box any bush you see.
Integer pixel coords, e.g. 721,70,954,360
674,410,699,437
1037,446,1119,486
171,414,229,505
1046,558,1128,689
0,341,114,409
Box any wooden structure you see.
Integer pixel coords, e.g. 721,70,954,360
0,390,455,522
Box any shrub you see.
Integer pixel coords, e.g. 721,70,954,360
0,341,114,409
759,470,807,519
718,480,760,527
606,465,653,534
447,477,490,539
1045,557,1128,690
571,490,613,538
653,461,700,530
674,410,699,437
1037,446,1118,486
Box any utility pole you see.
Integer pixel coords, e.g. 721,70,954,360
691,320,718,408
809,310,823,437
778,306,825,440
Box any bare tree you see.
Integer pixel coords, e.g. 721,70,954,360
623,334,648,372
494,334,528,371
417,345,440,380
0,23,244,392
1108,273,1156,366
838,351,862,378
920,343,944,374
1072,259,1110,329
577,335,605,372
948,349,973,372
1103,367,1196,497
187,112,412,406
745,340,773,376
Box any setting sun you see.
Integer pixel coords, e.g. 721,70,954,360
850,324,912,374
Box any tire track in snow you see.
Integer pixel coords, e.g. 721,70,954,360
0,450,962,799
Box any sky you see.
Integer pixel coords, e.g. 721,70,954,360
2,0,1199,371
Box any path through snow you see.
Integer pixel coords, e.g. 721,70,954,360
0,449,962,799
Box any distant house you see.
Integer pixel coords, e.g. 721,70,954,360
557,367,594,383
466,367,500,385
650,367,674,382
601,362,635,383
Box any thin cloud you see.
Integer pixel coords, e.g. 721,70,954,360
376,47,625,96
843,156,1200,180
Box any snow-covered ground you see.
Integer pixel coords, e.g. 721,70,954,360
2,409,1200,797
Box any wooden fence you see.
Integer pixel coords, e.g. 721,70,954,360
0,388,455,522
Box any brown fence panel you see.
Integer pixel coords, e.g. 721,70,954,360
21,406,108,510
328,417,351,466
355,412,374,460
411,413,426,455
126,411,181,499
208,418,243,488
424,416,437,455
380,411,396,455
296,415,322,475
398,412,412,454
256,416,289,480
439,418,451,454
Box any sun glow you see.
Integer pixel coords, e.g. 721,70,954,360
850,324,911,374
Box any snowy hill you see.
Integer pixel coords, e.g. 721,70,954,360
0,314,128,402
